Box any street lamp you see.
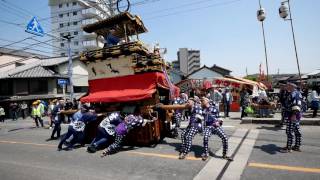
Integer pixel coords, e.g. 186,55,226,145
279,0,302,87
257,0,269,82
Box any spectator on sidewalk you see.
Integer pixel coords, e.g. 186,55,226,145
48,99,57,129
49,100,65,140
64,99,73,123
209,88,223,112
31,101,44,128
310,87,320,118
222,88,233,118
20,101,28,119
240,87,250,119
10,102,19,121
0,106,5,123
73,98,79,110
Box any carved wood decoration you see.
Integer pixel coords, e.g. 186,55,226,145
87,56,135,80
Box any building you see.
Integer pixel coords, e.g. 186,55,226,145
173,48,201,75
169,69,186,84
0,57,88,103
306,69,320,87
0,48,49,72
48,0,114,56
187,65,227,80
211,64,232,76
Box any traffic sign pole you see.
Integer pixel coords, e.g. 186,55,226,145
63,35,74,101
63,84,66,101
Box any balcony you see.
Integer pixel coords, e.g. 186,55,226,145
82,8,103,19
82,18,98,26
82,31,96,38
82,40,97,49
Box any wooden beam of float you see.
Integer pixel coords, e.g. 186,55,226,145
155,104,190,111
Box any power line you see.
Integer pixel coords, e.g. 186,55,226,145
0,18,64,49
0,43,60,56
0,38,63,51
0,37,34,50
29,38,64,51
0,1,51,27
0,19,24,27
2,0,37,16
6,39,54,55
145,0,242,20
142,0,218,15
0,4,27,20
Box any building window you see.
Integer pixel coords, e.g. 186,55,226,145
67,13,69,17
67,22,70,26
74,51,79,55
67,32,71,36
61,53,66,56
14,79,28,95
60,43,64,47
0,80,13,95
73,11,77,16
29,79,48,94
60,33,64,37
59,14,63,18
74,31,78,35
72,2,77,6
59,4,62,8
59,23,63,28
73,21,78,25
74,41,79,46
66,3,69,7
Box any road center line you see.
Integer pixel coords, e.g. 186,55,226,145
0,139,200,161
248,163,320,174
0,140,56,147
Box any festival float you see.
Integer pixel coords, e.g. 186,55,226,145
79,11,181,145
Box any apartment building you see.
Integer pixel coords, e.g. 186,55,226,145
49,0,114,56
173,48,201,75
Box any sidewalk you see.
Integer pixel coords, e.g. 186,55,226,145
236,111,320,126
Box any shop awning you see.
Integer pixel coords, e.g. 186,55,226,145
81,72,179,103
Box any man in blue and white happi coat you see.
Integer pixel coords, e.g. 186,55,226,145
100,112,156,157
280,83,303,153
172,93,188,137
57,105,98,151
179,98,204,160
87,112,123,153
201,97,231,161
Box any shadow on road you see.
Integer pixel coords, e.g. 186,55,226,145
160,139,218,158
254,144,282,155
256,126,285,132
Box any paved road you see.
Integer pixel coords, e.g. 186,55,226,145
0,115,319,180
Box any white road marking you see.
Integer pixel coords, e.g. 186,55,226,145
194,128,249,180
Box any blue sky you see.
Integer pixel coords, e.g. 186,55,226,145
0,0,319,76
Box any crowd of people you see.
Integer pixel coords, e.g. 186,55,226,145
46,100,156,157
0,83,318,159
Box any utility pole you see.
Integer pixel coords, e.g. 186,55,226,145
279,0,302,88
63,34,74,101
257,0,270,82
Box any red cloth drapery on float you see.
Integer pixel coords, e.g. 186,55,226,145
81,72,179,103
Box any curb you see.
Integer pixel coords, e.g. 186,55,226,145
241,119,320,126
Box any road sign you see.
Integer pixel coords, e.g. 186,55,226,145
25,17,44,37
58,79,68,86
